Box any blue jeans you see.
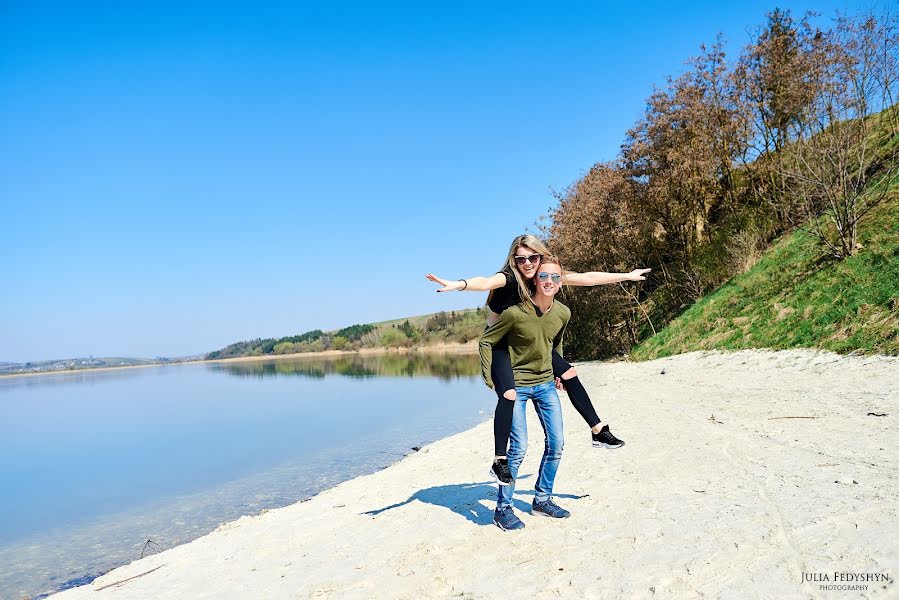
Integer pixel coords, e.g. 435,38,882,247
496,380,564,510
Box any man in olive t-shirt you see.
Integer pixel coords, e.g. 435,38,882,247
478,257,572,531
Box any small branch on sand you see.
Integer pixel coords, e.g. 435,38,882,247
140,539,162,559
94,565,166,591
767,416,821,420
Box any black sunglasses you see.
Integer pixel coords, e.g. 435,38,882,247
514,253,542,265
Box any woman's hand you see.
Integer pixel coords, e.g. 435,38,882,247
425,273,463,292
426,272,505,292
626,268,652,281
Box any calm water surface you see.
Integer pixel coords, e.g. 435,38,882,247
0,353,489,599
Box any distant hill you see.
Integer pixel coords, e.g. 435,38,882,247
0,356,168,376
205,307,487,360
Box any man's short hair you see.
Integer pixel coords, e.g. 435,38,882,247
541,254,562,268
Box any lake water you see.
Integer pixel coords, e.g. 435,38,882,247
0,353,490,599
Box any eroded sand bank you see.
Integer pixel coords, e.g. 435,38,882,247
52,350,899,599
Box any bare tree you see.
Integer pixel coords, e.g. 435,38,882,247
733,9,824,230
780,12,898,258
547,163,654,358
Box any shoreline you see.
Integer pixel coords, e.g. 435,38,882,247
0,342,478,380
49,349,899,599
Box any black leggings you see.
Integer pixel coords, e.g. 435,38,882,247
491,346,601,456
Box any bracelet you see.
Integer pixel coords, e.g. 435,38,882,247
460,279,468,290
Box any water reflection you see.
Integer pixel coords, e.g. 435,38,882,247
0,352,490,600
0,367,146,392
208,352,481,381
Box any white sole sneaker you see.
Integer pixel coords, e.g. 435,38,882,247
488,467,514,487
592,440,625,449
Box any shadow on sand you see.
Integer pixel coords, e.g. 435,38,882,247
362,475,587,526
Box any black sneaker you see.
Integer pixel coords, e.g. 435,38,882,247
592,425,625,449
493,506,525,530
489,458,514,486
532,498,571,519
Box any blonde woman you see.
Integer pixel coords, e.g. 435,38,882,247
426,234,649,485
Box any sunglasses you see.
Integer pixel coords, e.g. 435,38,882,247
537,272,562,284
514,253,542,265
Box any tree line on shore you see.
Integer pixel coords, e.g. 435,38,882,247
205,309,486,360
545,8,898,360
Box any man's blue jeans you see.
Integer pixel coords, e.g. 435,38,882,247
496,380,564,510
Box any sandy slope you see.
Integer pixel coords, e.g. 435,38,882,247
51,350,898,599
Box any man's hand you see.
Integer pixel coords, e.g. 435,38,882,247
554,377,565,391
626,268,652,281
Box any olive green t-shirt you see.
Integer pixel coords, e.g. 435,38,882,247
478,299,570,388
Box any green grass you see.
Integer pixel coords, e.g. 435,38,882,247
632,178,899,359
358,308,482,331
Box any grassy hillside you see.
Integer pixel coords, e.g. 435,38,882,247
632,179,899,359
364,307,482,333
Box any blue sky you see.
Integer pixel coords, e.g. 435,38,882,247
0,0,868,361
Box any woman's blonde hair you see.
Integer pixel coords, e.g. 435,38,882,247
487,234,550,308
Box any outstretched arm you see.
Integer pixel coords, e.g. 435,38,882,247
425,272,507,292
562,268,651,287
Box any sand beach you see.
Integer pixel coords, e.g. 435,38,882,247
50,349,898,599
